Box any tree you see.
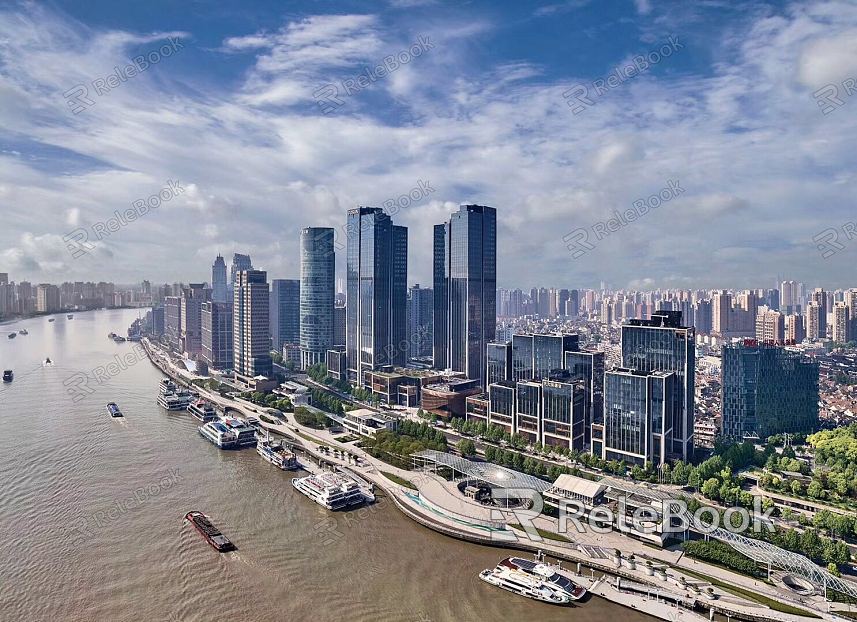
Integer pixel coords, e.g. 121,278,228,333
701,478,720,499
457,439,476,457
807,480,824,499
790,479,803,496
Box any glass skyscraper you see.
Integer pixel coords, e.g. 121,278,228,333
345,208,407,384
721,341,819,440
300,228,334,370
211,254,228,304
233,269,271,378
433,204,496,386
620,310,695,460
270,279,300,351
511,333,578,382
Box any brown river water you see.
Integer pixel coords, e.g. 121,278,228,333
0,309,655,622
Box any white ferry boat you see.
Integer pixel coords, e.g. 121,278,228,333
158,389,196,410
187,399,218,422
291,472,370,510
478,556,586,605
220,417,257,447
257,437,299,470
158,378,177,395
198,421,238,449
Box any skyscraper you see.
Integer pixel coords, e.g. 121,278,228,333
433,204,497,386
212,255,228,303
721,341,819,440
180,283,211,356
233,270,271,378
620,310,695,460
755,308,785,344
230,253,253,291
202,301,233,370
833,302,850,344
407,284,433,359
164,295,182,349
300,228,335,370
270,279,300,351
811,288,827,338
346,208,408,383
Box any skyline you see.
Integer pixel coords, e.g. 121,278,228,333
1,1,856,288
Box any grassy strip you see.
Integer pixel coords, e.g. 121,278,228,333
293,429,330,448
679,567,821,618
507,523,572,544
380,471,418,490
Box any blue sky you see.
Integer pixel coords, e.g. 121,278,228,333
1,0,856,289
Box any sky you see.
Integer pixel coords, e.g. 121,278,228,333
1,0,856,290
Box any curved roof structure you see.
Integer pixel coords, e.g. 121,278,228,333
411,450,552,492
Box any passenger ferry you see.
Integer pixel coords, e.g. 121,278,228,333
158,390,195,410
187,399,218,422
158,378,177,395
198,421,238,449
478,556,586,605
185,511,235,552
18,329,28,335
3,370,12,382
220,417,257,446
257,436,299,470
291,472,371,510
106,402,123,418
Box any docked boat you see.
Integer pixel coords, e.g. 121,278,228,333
478,556,586,605
158,390,195,410
184,511,235,552
220,417,257,447
18,329,28,335
112,335,126,342
187,399,218,422
2,370,12,382
7,332,15,339
291,472,371,510
198,421,238,449
257,436,299,470
106,402,123,418
159,378,178,394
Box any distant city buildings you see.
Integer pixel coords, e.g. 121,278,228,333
300,227,335,370
233,269,271,378
721,340,819,440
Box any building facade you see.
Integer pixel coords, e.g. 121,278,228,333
233,270,271,378
201,301,233,370
300,228,335,370
270,279,300,351
180,283,211,356
212,255,228,304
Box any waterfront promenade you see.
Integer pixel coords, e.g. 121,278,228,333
140,339,855,622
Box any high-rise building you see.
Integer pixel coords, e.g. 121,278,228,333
230,253,252,291
755,308,785,344
212,255,228,304
333,304,346,346
811,288,827,338
780,280,797,314
694,299,712,335
620,310,695,460
785,314,805,343
721,341,819,440
202,301,233,370
511,333,579,382
300,228,335,370
164,296,182,349
807,301,822,340
270,279,300,351
346,208,408,383
432,205,496,387
180,283,211,356
833,302,850,344
35,284,60,313
233,270,271,378
564,350,605,448
712,290,731,336
486,341,512,386
602,368,675,466
407,284,433,359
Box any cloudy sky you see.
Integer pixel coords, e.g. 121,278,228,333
1,0,856,290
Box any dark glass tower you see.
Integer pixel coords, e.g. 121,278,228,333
346,208,408,384
433,205,497,387
270,279,300,351
300,228,335,369
621,310,695,461
721,341,819,440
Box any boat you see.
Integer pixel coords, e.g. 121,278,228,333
158,390,195,410
43,357,53,366
257,435,299,470
184,511,235,552
67,314,73,319
18,329,28,335
112,335,126,342
198,421,238,449
478,556,586,605
220,417,258,446
48,318,55,322
2,370,12,382
291,471,371,510
108,332,116,339
187,399,218,422
106,402,123,418
158,378,178,394
7,333,15,339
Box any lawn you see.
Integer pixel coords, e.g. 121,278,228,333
380,471,418,490
507,523,572,544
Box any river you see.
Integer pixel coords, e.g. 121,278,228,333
0,308,655,622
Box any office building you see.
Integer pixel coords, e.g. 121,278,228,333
511,333,579,382
486,341,512,386
230,253,252,291
620,310,695,460
233,270,271,378
180,283,211,356
270,279,300,351
346,208,407,384
212,255,228,303
334,304,346,346
564,350,605,447
433,204,497,386
164,295,182,349
300,228,335,369
407,284,433,359
202,301,233,370
721,341,819,440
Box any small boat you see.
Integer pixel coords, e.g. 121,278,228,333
44,357,53,366
107,402,123,418
7,333,15,339
48,318,55,322
67,314,73,319
2,370,12,382
478,556,586,605
113,336,126,342
108,332,116,339
18,329,28,335
184,511,235,552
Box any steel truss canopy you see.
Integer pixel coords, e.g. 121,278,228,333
411,450,552,492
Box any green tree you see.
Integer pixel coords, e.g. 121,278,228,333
457,439,476,457
701,478,720,499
